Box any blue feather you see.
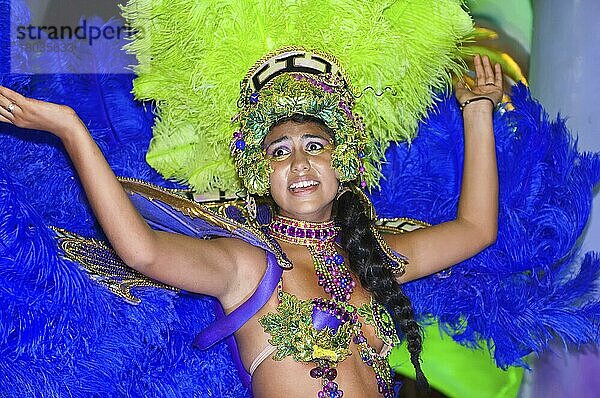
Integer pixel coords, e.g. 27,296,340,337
0,167,248,396
1,7,246,396
371,84,600,368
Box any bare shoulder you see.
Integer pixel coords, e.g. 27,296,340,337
215,237,269,308
147,232,268,303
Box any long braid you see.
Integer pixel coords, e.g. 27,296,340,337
335,188,428,389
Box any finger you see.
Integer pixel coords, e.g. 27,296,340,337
473,54,485,87
0,112,14,125
494,63,503,87
0,85,27,104
482,55,495,83
0,93,22,115
0,105,15,123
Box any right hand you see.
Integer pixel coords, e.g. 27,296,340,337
0,85,82,139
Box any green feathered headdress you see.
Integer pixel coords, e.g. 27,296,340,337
122,0,473,194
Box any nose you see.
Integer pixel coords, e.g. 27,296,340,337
290,151,310,173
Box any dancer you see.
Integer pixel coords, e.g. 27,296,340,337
0,49,502,397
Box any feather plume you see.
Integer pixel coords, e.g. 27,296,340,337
121,0,473,193
371,84,600,368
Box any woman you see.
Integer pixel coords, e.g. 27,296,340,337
0,52,502,397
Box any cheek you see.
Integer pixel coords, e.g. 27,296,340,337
316,155,338,181
268,162,288,194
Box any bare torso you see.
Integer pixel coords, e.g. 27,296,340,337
225,239,391,398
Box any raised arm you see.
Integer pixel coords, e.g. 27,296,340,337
0,86,263,304
385,54,503,282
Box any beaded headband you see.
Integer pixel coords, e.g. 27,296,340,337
230,49,375,196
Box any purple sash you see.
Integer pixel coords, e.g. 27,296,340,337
193,251,282,388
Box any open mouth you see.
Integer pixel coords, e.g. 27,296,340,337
288,180,320,192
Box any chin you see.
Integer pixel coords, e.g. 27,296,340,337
278,201,335,222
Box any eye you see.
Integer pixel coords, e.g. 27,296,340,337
305,140,332,155
267,145,291,161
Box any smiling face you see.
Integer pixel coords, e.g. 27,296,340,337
264,119,340,222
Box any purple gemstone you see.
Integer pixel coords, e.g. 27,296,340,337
250,92,260,103
306,229,314,238
310,367,324,378
325,368,337,380
353,334,367,344
256,204,272,225
224,205,244,222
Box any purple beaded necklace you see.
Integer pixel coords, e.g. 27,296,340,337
268,215,356,302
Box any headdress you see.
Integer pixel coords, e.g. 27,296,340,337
231,49,372,195
122,0,474,195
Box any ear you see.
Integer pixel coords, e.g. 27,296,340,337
336,182,351,200
331,159,341,180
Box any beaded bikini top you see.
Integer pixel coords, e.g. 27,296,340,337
262,215,400,398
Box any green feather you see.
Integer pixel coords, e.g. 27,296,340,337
122,0,473,193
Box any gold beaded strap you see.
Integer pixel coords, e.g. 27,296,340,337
373,217,431,277
52,227,178,304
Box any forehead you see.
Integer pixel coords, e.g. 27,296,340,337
265,121,329,144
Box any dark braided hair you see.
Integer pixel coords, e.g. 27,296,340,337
335,188,428,389
270,114,428,388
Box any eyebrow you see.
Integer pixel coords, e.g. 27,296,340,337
303,134,331,142
264,135,289,150
264,133,330,150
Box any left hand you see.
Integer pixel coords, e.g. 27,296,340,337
454,54,503,107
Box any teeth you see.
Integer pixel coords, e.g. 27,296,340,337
289,180,319,190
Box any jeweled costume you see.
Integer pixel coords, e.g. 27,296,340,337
1,0,600,397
